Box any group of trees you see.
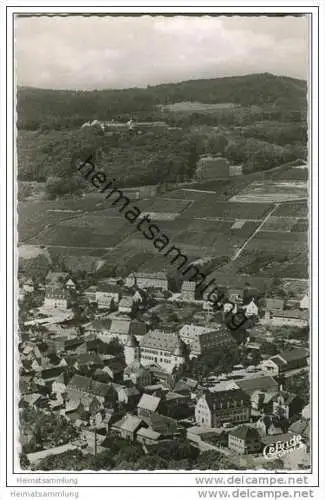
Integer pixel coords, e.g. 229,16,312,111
17,74,306,131
225,136,307,173
184,343,242,380
27,437,240,471
20,408,79,455
17,73,307,196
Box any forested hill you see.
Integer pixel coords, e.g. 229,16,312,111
17,73,307,130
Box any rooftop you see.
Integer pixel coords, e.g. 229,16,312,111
236,376,278,396
273,310,309,320
67,374,112,398
277,348,309,363
229,424,260,440
128,272,168,280
179,324,219,339
137,393,161,412
140,330,186,354
112,413,144,433
202,388,250,410
265,298,284,311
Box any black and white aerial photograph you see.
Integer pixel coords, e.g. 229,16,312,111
14,12,312,474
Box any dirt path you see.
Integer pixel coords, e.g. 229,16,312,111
231,203,280,261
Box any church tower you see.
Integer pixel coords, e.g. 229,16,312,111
124,333,140,366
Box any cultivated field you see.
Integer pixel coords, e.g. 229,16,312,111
182,200,272,220
159,101,237,112
19,171,309,282
273,201,308,218
244,231,307,254
230,180,308,203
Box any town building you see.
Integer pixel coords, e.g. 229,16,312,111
236,376,278,412
123,361,152,388
23,279,34,293
109,317,146,345
195,155,230,180
96,284,120,309
229,164,243,177
265,298,284,313
137,393,163,418
261,309,308,327
124,334,140,366
267,390,305,419
118,297,134,315
140,331,187,374
111,414,146,441
43,289,69,310
195,389,251,428
112,384,140,407
243,298,259,318
91,316,145,345
66,374,116,409
179,324,233,358
299,294,309,310
125,272,168,291
261,349,309,376
228,289,244,305
45,272,70,288
84,286,97,303
65,278,76,291
181,281,196,301
228,425,261,454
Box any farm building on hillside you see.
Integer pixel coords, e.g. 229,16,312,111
229,164,243,176
195,155,230,180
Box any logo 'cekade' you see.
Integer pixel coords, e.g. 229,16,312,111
263,434,304,459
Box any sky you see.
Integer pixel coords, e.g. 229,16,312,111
15,15,308,90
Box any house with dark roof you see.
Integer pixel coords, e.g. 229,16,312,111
52,372,71,397
95,283,120,309
123,360,152,388
235,376,278,413
73,352,104,372
84,318,111,338
265,390,305,419
112,384,140,407
148,413,183,439
195,389,251,428
256,414,288,436
162,390,194,420
261,349,309,376
236,376,278,397
179,324,233,358
262,308,308,327
136,427,163,445
34,366,64,390
111,414,147,441
102,357,125,381
48,335,84,354
66,374,116,409
228,425,262,454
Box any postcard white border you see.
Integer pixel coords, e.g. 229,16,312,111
1,2,323,497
